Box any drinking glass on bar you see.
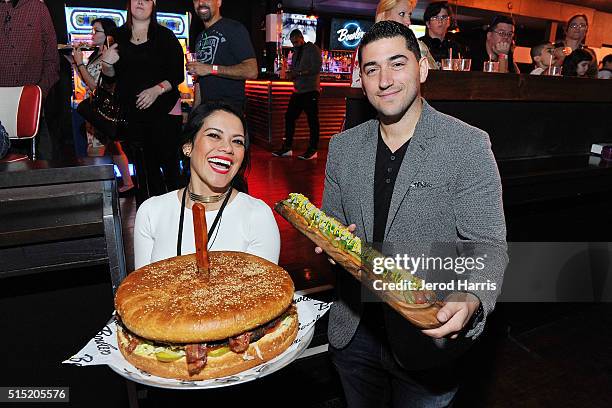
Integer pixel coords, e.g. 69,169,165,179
441,59,453,71
453,58,471,71
483,61,500,73
548,66,562,76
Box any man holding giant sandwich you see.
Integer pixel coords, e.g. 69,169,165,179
317,21,508,407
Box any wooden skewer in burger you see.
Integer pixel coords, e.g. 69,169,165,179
116,103,295,380
192,202,210,278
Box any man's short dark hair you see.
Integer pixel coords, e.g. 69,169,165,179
358,20,421,65
602,54,612,66
289,29,303,39
487,14,515,32
530,41,551,61
424,2,450,22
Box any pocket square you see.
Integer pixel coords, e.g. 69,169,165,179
410,181,433,188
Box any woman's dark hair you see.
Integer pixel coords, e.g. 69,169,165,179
92,17,118,36
125,0,159,40
562,48,593,77
567,14,588,30
90,18,118,61
181,102,251,193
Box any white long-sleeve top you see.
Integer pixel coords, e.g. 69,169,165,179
134,190,281,269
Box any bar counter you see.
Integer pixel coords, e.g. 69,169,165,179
345,71,612,160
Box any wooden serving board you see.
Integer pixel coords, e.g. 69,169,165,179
275,201,442,329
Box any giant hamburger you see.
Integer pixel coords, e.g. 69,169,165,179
114,251,298,380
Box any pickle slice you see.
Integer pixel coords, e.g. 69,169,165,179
155,350,183,362
208,346,230,358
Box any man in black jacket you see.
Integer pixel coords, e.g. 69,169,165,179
471,15,520,73
272,29,323,160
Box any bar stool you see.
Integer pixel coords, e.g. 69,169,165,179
0,85,42,163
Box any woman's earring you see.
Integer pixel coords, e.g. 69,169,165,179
184,148,192,157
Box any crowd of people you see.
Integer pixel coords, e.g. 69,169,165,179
418,1,610,77
1,0,611,164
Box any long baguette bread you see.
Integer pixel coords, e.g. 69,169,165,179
275,193,442,329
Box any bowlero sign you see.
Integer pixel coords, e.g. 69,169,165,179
330,18,373,50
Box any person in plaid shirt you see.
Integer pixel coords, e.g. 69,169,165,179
0,0,59,159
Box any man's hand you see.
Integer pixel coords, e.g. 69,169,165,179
421,292,480,339
314,223,357,264
136,86,162,110
186,61,213,77
102,43,120,64
493,41,511,56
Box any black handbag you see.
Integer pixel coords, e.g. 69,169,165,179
77,73,127,142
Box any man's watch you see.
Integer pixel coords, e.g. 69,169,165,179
211,65,219,75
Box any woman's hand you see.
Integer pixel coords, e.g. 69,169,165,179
136,86,162,110
102,43,120,65
553,46,571,60
73,48,84,65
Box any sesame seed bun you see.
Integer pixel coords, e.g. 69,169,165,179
114,251,295,343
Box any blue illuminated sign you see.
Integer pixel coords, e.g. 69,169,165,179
157,13,189,37
65,7,126,34
330,18,373,50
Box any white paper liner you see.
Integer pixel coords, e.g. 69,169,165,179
63,295,331,389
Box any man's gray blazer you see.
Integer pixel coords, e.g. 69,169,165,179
322,100,508,369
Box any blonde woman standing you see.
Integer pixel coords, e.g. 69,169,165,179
352,0,437,87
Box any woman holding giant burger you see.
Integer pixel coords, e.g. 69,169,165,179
134,102,281,268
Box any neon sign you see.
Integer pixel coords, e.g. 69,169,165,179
336,22,365,48
157,13,188,37
66,8,126,33
330,18,373,50
65,8,189,38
